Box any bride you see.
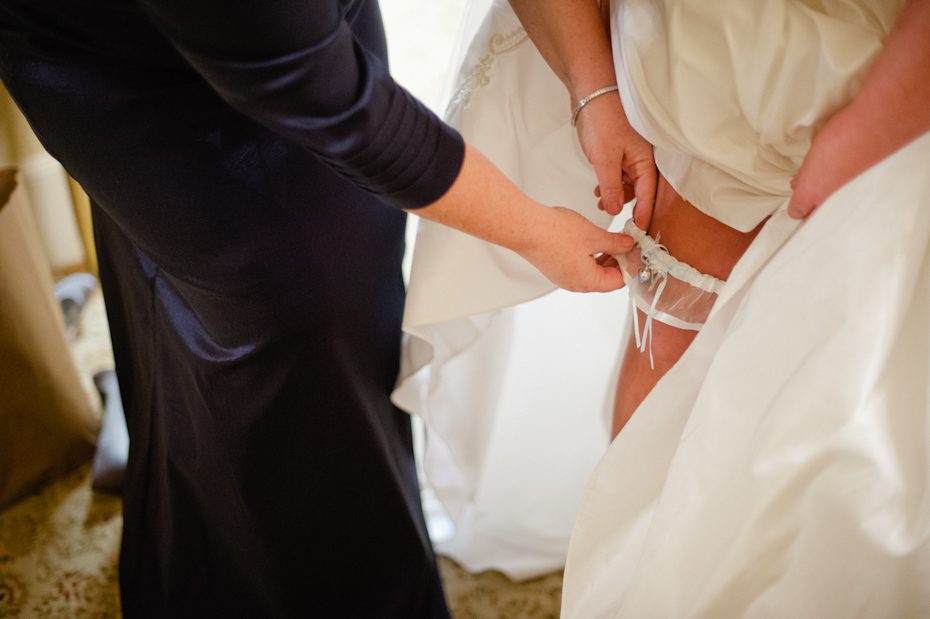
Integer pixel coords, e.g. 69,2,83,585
397,0,930,615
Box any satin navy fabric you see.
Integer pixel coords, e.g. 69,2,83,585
0,1,461,616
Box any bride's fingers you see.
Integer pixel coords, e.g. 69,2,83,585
787,171,822,219
621,171,634,204
599,186,626,216
622,179,635,205
595,253,620,268
787,193,818,219
632,164,658,230
593,161,627,216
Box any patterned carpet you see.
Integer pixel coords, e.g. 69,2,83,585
0,466,121,617
0,288,563,618
0,464,562,618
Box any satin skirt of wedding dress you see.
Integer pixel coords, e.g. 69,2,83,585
396,1,930,614
563,134,930,617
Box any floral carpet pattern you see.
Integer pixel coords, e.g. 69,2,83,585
0,466,121,618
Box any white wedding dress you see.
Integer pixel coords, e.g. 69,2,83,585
395,0,930,615
393,2,625,580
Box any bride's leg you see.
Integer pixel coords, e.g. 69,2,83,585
612,177,761,436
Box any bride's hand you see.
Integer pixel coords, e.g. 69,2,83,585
789,0,930,219
576,90,658,230
787,105,872,219
509,0,656,225
517,205,634,293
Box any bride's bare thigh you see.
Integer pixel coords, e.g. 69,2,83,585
612,177,761,436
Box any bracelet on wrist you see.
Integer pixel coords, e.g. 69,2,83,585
571,85,620,127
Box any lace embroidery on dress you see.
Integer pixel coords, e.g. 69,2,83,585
446,27,529,118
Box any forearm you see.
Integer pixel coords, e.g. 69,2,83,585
411,143,540,254
508,0,616,103
825,0,930,174
856,0,930,141
508,0,656,221
411,143,633,294
788,0,930,217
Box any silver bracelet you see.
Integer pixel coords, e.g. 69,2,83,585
571,85,620,127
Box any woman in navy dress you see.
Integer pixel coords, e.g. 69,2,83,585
0,0,630,616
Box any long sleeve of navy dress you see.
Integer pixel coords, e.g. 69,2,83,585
0,1,461,617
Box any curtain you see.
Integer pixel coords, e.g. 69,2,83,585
0,86,90,275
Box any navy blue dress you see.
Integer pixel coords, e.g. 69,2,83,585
0,1,463,616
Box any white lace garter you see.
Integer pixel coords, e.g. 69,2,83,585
617,219,726,368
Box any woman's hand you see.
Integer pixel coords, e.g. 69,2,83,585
787,105,878,219
508,0,657,227
789,0,930,220
577,90,657,229
415,143,632,294
516,205,633,292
